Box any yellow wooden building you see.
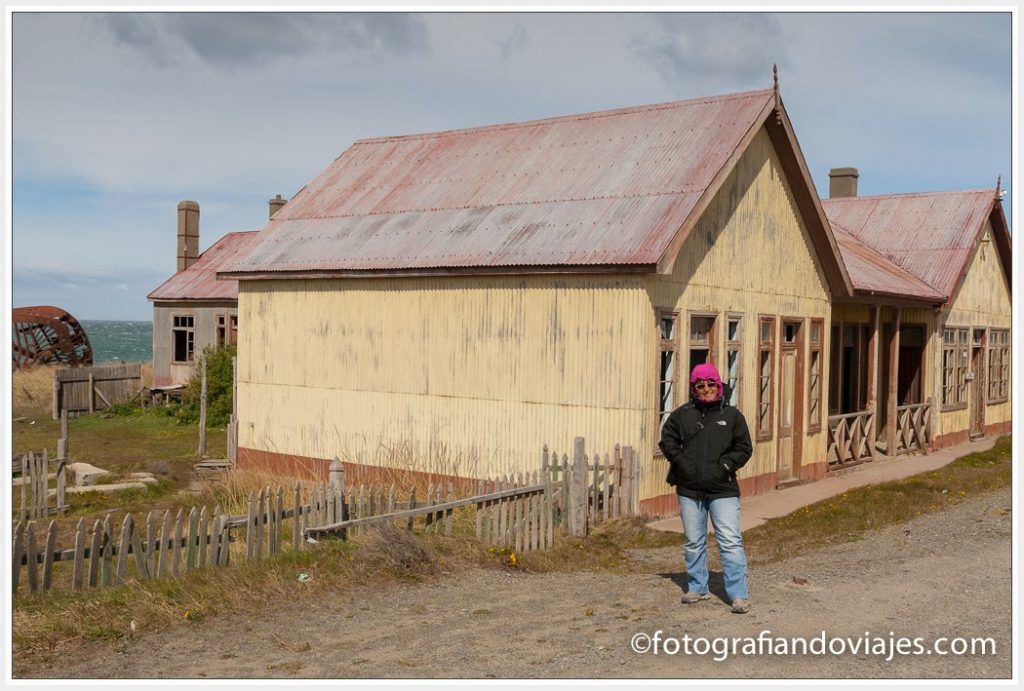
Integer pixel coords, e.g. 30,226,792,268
221,85,1010,517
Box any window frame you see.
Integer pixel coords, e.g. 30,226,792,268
656,308,681,435
724,313,743,410
686,310,718,372
756,314,776,441
941,326,969,411
171,314,196,364
987,328,1010,404
807,318,824,434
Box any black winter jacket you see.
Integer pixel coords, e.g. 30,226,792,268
658,394,753,500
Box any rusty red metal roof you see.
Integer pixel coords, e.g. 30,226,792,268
830,225,946,301
224,89,776,275
822,189,1000,301
148,231,260,301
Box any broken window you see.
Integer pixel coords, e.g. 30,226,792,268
942,327,969,408
725,316,742,408
757,316,775,440
658,310,679,430
807,318,823,432
688,314,716,374
216,314,227,347
987,328,1009,403
172,315,195,363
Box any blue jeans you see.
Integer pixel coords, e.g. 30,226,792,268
678,495,749,601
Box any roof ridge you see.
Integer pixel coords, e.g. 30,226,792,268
352,88,774,146
822,188,994,202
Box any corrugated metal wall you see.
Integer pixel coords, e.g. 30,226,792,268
936,220,1012,436
237,275,652,481
642,127,832,501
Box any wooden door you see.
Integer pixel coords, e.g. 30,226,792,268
969,333,986,438
777,348,796,480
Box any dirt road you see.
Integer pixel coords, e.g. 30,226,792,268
21,487,1012,680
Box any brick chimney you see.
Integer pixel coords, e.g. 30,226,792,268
829,167,859,198
268,194,287,219
177,200,200,271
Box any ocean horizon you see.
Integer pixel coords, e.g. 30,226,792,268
80,320,152,364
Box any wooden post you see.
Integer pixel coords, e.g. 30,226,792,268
569,437,588,537
228,356,238,464
886,307,901,456
52,371,60,420
329,457,346,499
197,357,208,458
87,372,95,414
58,408,69,461
865,305,880,460
622,445,636,516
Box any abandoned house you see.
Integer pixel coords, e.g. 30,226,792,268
821,174,1012,463
147,196,285,386
219,84,1011,517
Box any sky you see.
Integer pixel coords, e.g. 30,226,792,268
9,10,1014,320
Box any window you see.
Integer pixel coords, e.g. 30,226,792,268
828,322,870,415
216,314,239,347
988,329,1010,403
725,316,742,408
942,327,969,409
807,319,823,433
172,315,195,363
756,316,775,440
689,314,716,373
658,310,679,429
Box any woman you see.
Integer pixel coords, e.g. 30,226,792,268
658,362,753,614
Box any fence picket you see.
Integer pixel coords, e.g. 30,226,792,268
116,514,132,584
388,484,396,513
276,486,285,556
197,506,209,569
172,509,184,576
26,521,39,593
88,519,102,587
41,520,57,591
12,522,24,594
130,514,149,579
157,510,171,578
102,514,114,587
405,487,416,532
185,508,198,572
69,518,86,589
293,483,302,550
144,512,157,575
245,492,255,563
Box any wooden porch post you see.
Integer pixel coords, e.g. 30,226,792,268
865,304,880,461
886,307,901,455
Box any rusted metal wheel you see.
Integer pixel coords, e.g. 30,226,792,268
12,306,93,369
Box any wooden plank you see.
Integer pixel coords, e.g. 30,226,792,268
445,482,454,537
276,486,285,556
185,508,198,571
25,521,39,592
172,509,184,576
19,456,27,523
405,486,417,532
292,483,301,550
88,373,95,413
197,506,209,569
102,514,114,587
475,479,483,539
621,446,635,516
71,520,86,589
116,514,132,584
157,510,171,578
56,460,66,512
130,514,149,579
388,484,396,513
88,519,102,588
255,489,265,562
570,438,587,537
197,358,207,457
887,307,901,456
145,511,157,576
246,491,255,563
12,522,25,595
40,520,57,591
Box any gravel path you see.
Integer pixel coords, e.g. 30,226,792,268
19,488,1012,680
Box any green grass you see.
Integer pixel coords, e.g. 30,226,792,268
744,434,1012,564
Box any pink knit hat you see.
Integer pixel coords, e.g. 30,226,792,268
689,362,723,401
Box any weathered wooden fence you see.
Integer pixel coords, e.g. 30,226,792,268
827,410,876,469
894,400,932,455
13,450,68,520
53,363,143,419
13,438,637,596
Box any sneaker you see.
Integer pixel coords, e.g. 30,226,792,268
681,591,711,604
730,598,750,614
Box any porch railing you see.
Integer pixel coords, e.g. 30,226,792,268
827,410,875,469
894,400,932,455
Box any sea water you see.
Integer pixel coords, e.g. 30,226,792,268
79,320,152,364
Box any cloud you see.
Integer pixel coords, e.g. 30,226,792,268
496,23,528,59
629,13,786,94
91,12,430,67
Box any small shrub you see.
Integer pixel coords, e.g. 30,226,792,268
176,345,236,428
